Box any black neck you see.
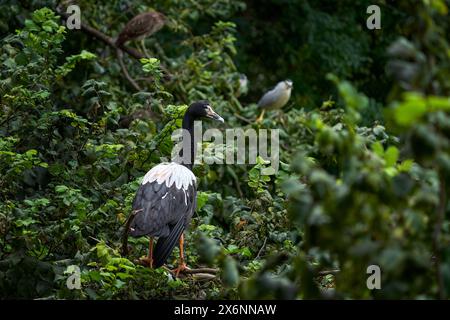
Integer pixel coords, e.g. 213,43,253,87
180,112,195,170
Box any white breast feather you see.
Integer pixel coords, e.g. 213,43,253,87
141,162,196,190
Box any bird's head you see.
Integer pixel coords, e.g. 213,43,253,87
283,79,293,90
187,100,225,123
154,11,167,22
149,11,167,28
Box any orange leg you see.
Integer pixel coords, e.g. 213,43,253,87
148,237,154,268
174,233,188,277
256,109,265,123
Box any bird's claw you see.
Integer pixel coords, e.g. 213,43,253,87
172,263,190,277
138,256,153,268
255,109,265,123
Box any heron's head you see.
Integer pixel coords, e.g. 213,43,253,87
239,74,249,88
283,79,293,90
157,12,168,23
148,10,166,20
145,11,167,28
187,100,225,123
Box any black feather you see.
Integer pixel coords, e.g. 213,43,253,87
130,180,196,238
153,216,186,268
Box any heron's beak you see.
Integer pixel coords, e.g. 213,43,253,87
206,106,225,123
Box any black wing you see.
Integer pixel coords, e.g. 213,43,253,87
129,180,196,267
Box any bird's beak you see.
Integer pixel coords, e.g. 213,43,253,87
206,106,225,123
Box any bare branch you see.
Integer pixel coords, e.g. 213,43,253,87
117,49,142,91
56,9,144,60
317,269,340,276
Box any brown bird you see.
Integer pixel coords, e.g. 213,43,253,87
116,11,166,56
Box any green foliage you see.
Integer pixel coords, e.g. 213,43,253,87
284,96,437,298
1,0,450,300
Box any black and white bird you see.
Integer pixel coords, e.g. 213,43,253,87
256,79,293,122
128,101,224,276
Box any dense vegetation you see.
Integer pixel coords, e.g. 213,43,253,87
1,0,450,299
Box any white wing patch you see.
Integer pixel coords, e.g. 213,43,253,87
141,162,196,190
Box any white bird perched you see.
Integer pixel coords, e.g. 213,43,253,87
257,79,293,122
237,73,249,97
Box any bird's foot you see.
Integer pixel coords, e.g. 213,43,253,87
279,113,287,126
255,110,265,123
172,263,190,278
138,256,153,268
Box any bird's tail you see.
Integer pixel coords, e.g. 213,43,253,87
153,217,185,268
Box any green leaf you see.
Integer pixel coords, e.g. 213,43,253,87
384,146,399,167
372,141,384,157
196,192,209,211
55,185,68,193
393,93,427,126
398,159,414,172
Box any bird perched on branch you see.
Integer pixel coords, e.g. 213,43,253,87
126,101,224,277
116,11,166,56
237,73,249,97
115,11,166,91
257,79,293,122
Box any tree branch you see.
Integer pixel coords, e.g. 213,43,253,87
56,9,144,60
117,49,142,91
317,269,340,276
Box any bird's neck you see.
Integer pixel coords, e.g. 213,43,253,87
180,113,196,171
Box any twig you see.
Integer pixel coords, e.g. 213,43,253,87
234,113,253,124
89,236,102,243
117,49,142,91
227,167,244,198
255,237,267,260
191,273,217,281
182,267,219,274
317,269,340,276
235,179,244,198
